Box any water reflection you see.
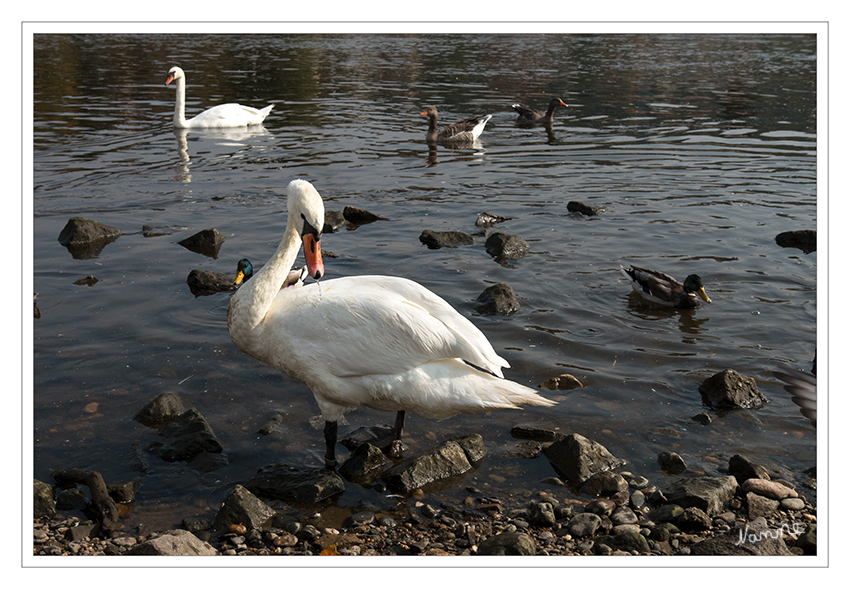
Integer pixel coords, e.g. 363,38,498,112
172,126,272,181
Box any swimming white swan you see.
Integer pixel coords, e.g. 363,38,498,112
227,179,556,467
165,66,274,129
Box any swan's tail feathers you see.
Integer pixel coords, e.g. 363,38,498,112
481,379,558,411
259,104,274,120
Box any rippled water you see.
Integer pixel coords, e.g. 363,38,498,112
31,33,818,531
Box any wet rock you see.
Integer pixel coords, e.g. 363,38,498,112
213,484,276,532
474,282,519,315
178,228,226,258
145,408,224,462
741,478,798,500
728,454,770,484
246,462,346,504
796,523,816,554
780,497,806,511
629,490,646,510
133,393,184,428
382,434,486,494
34,293,41,319
56,487,89,511
699,369,767,410
529,501,556,527
73,275,99,286
775,229,816,253
475,212,511,227
52,468,120,536
567,201,603,216
343,205,386,224
596,530,650,554
34,479,56,518
419,229,474,249
567,512,602,538
665,475,739,515
477,531,537,555
647,503,684,523
510,425,566,442
542,433,626,485
585,498,616,517
690,519,793,556
508,441,543,459
610,506,638,526
485,232,529,260
691,412,712,425
322,210,348,233
539,374,583,390
142,224,170,238
128,443,149,473
677,506,712,532
258,411,287,435
186,451,229,472
339,443,387,485
57,217,121,259
107,479,140,503
580,471,628,497
658,451,687,475
186,268,237,296
126,529,218,556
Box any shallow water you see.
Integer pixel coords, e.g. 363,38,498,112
31,33,817,531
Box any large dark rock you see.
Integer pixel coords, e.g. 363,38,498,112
728,454,770,484
596,530,650,554
580,471,628,497
178,228,226,258
477,531,537,555
33,479,56,518
343,205,385,225
57,217,121,259
658,451,687,475
775,229,816,253
133,392,184,428
186,269,238,296
246,462,345,504
485,232,529,260
213,484,276,532
474,283,519,315
699,369,767,410
567,201,604,216
543,433,625,485
339,443,387,485
126,529,218,555
382,434,486,494
323,210,348,233
567,512,602,538
145,408,223,462
419,229,474,249
664,475,739,515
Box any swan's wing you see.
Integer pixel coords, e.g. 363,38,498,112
773,364,817,428
189,103,268,126
266,275,509,380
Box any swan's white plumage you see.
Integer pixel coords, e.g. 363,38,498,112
166,66,273,129
227,179,555,428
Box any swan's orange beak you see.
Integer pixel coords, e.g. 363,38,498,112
303,234,324,280
165,74,174,86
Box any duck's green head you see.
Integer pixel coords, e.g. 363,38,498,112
683,274,711,303
234,258,254,286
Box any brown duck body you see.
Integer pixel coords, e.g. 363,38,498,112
420,106,493,143
621,265,711,309
512,97,568,125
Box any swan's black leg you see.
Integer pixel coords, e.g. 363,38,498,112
393,411,405,441
323,420,338,469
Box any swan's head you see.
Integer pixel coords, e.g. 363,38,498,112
165,66,185,86
233,258,254,286
287,179,325,280
683,274,711,303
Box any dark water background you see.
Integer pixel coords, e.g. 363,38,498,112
31,33,818,531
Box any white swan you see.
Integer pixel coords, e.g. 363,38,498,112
165,66,274,129
227,179,556,467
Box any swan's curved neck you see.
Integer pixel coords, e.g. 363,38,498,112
228,217,301,344
172,78,188,127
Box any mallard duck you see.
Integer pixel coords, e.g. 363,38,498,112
234,258,307,290
227,179,555,467
419,106,493,144
165,66,274,128
512,97,568,125
773,364,817,428
620,265,711,309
